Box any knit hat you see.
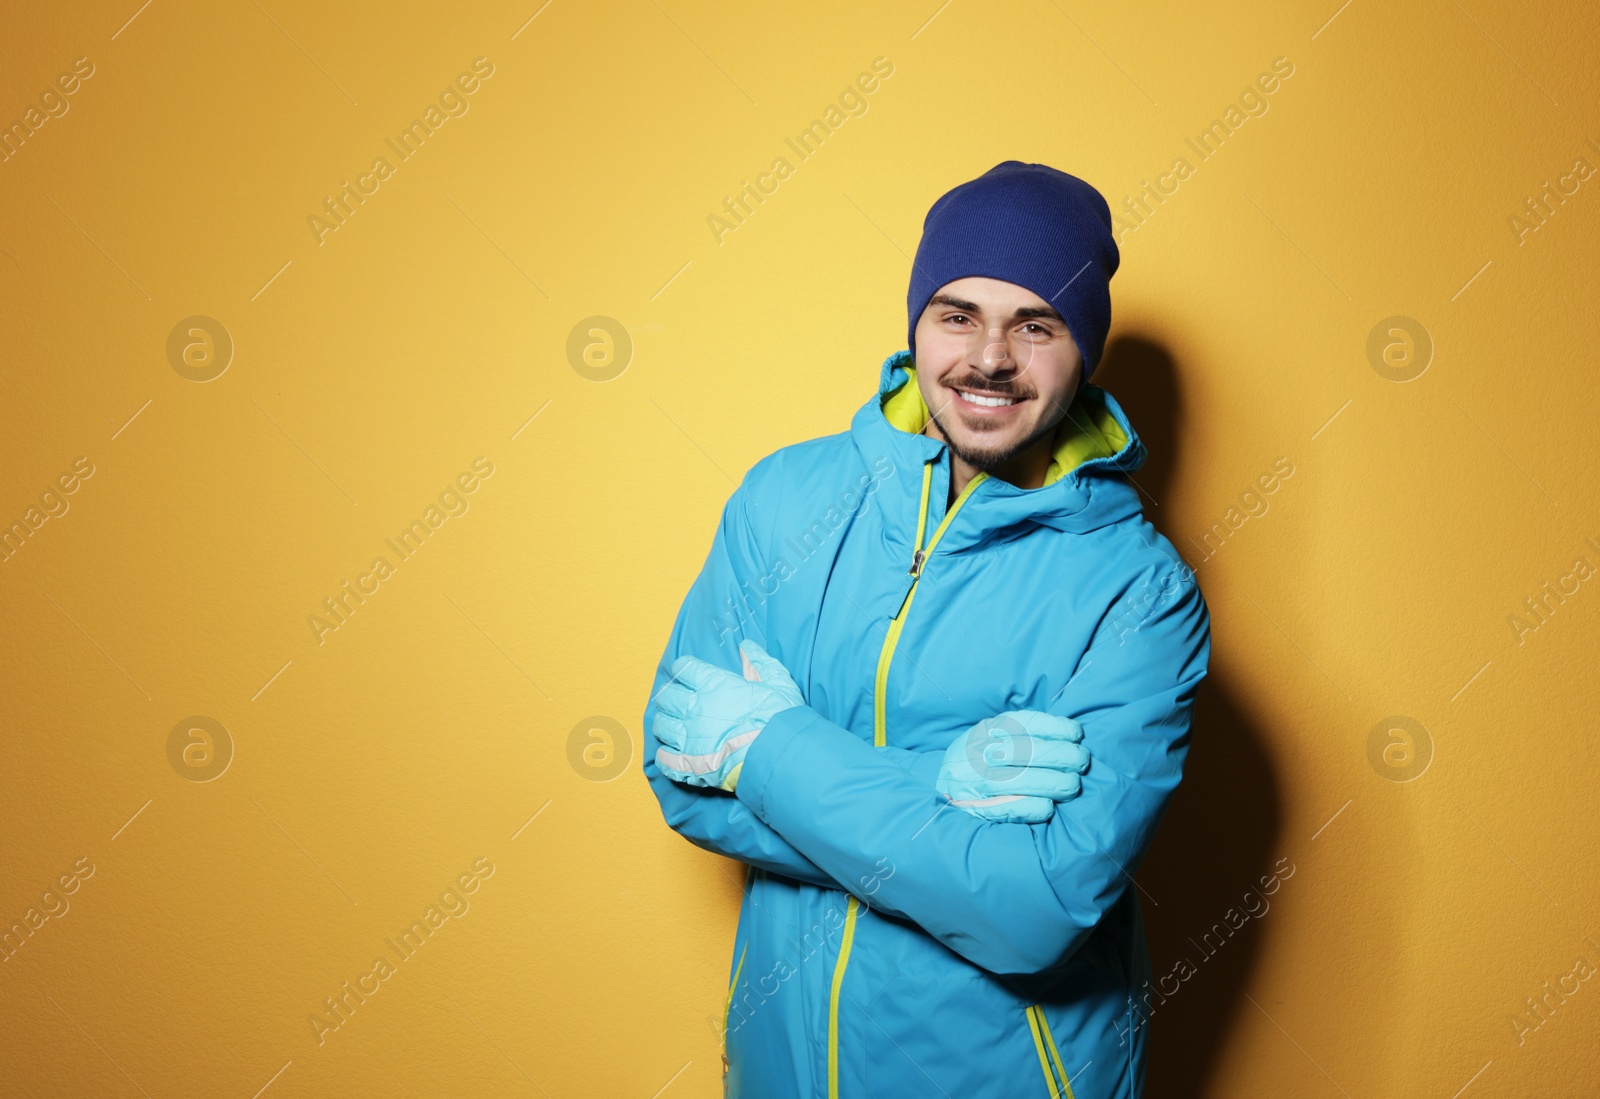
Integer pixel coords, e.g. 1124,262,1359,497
906,160,1120,378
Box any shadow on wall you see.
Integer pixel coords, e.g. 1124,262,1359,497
1097,334,1284,1099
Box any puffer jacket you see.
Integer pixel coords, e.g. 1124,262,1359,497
643,348,1211,1098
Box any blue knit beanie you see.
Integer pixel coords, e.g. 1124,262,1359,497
906,160,1120,378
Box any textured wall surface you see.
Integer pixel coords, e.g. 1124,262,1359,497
1,1,1597,1096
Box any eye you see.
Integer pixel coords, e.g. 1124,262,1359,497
945,313,973,326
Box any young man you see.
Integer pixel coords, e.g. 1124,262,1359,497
643,161,1211,1098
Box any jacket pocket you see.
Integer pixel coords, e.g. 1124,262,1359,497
722,940,749,1077
722,867,762,1079
1023,1003,1077,1099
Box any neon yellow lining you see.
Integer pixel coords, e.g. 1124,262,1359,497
881,365,1127,486
827,896,861,1097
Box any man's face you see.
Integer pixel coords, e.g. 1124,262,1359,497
911,276,1084,472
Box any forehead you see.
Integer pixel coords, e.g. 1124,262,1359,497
930,276,1052,312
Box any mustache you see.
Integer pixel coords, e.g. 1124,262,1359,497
944,377,1032,399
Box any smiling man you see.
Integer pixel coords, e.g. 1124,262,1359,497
914,276,1087,502
643,160,1211,1099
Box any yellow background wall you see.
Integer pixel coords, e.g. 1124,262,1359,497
2,1,1597,1095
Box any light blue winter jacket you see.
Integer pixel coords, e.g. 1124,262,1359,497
643,349,1211,1099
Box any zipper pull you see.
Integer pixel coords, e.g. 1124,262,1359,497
893,550,924,620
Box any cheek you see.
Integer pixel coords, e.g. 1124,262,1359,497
1017,346,1075,389
916,375,947,412
915,352,964,394
1046,347,1082,393
914,320,962,357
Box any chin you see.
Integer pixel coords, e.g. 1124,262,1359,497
954,415,1030,445
948,431,1028,470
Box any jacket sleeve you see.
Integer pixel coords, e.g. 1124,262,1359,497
732,558,1212,975
642,474,932,901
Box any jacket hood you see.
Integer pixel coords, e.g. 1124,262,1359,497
848,349,1148,537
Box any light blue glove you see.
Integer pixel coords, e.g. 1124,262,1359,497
936,710,1090,824
653,639,804,792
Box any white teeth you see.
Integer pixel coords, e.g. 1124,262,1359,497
959,390,1017,407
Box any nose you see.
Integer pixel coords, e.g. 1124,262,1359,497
976,322,1011,372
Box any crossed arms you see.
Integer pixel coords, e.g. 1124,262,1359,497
642,478,1210,976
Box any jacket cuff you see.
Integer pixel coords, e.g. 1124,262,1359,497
736,704,820,815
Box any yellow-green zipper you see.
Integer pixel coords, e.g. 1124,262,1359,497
826,460,989,1097
1025,1003,1076,1098
826,894,860,1094
873,463,989,746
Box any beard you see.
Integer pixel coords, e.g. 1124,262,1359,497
926,403,1060,473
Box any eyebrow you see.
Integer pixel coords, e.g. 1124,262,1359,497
927,293,1064,323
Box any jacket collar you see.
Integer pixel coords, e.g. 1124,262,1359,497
848,349,1148,540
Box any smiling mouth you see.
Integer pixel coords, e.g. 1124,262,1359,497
949,385,1027,411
